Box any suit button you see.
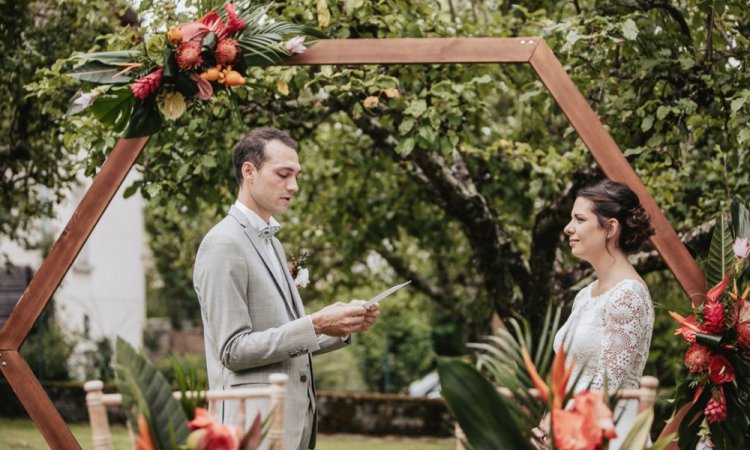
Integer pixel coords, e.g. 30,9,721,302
300,375,307,382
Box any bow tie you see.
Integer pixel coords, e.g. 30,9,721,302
258,225,281,239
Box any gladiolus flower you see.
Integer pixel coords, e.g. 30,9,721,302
734,237,750,259
176,41,203,70
552,409,589,450
520,346,549,402
157,92,186,120
190,72,214,100
573,391,617,441
130,68,163,100
685,344,712,373
285,36,307,54
708,355,736,384
215,38,240,66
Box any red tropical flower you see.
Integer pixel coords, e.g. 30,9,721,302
135,414,156,450
130,67,163,100
670,312,706,344
188,407,214,430
705,386,728,424
707,274,731,304
215,38,240,65
176,41,203,70
220,3,246,39
685,344,712,373
197,423,237,450
709,355,736,384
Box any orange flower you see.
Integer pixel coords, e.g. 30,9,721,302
552,392,617,450
135,414,156,450
573,391,617,441
198,423,237,450
189,407,214,430
550,346,574,410
552,409,590,450
670,311,706,344
520,345,549,402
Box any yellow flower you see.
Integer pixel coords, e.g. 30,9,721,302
277,80,289,96
157,92,186,120
363,96,379,109
167,26,182,45
383,88,401,98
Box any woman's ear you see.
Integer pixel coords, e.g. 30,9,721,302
606,219,620,240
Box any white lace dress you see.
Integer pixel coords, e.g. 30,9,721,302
553,279,654,450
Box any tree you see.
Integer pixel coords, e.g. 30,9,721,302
26,0,750,355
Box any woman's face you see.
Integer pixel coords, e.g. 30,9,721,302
564,197,609,262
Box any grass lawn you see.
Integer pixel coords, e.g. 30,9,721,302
0,418,453,450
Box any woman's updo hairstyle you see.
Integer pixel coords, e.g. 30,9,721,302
577,180,655,253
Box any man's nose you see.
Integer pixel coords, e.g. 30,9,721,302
287,176,299,193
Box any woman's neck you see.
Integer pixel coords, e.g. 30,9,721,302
589,250,635,289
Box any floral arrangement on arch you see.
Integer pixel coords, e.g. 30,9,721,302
66,1,318,138
669,202,750,450
439,308,673,450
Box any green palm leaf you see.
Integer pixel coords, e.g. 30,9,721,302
115,337,190,450
438,358,535,450
705,212,735,287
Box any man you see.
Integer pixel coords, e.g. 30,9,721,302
193,127,379,450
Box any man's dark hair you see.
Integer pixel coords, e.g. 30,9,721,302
233,127,297,185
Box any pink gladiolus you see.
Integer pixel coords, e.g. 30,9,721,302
190,72,213,100
734,237,750,259
285,36,307,54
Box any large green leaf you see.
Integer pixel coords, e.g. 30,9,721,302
124,98,163,138
438,358,535,450
76,50,141,65
731,201,750,242
705,212,735,287
68,60,132,84
618,408,653,450
91,87,135,132
115,337,190,450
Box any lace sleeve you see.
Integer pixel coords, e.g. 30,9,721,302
589,282,653,392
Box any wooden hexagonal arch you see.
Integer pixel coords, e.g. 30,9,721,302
0,38,701,449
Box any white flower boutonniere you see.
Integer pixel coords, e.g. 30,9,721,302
289,251,310,289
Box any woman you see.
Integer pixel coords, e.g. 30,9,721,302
553,180,655,449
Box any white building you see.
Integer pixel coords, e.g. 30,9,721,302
0,171,145,378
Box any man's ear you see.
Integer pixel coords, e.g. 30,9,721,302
241,161,256,182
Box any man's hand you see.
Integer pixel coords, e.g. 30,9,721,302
350,300,380,332
311,302,367,336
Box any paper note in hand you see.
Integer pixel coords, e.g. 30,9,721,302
364,280,412,307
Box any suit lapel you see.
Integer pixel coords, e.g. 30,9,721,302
271,239,305,318
228,207,298,319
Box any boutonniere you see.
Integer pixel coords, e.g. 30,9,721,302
289,251,309,288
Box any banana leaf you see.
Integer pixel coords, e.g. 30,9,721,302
68,60,133,84
438,358,535,450
705,212,735,288
115,337,190,450
75,50,140,65
124,98,162,138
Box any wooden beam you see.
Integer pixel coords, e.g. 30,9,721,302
529,40,707,304
286,37,539,65
0,136,150,350
0,350,81,449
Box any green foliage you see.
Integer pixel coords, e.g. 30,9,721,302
705,212,735,288
114,337,190,450
438,358,534,450
170,355,208,420
19,308,76,381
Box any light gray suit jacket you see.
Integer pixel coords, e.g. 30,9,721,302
193,206,347,450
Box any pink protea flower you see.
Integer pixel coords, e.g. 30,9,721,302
130,67,163,100
709,355,736,384
685,344,712,373
705,386,728,424
176,41,203,70
734,237,750,259
285,36,307,54
215,38,240,65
